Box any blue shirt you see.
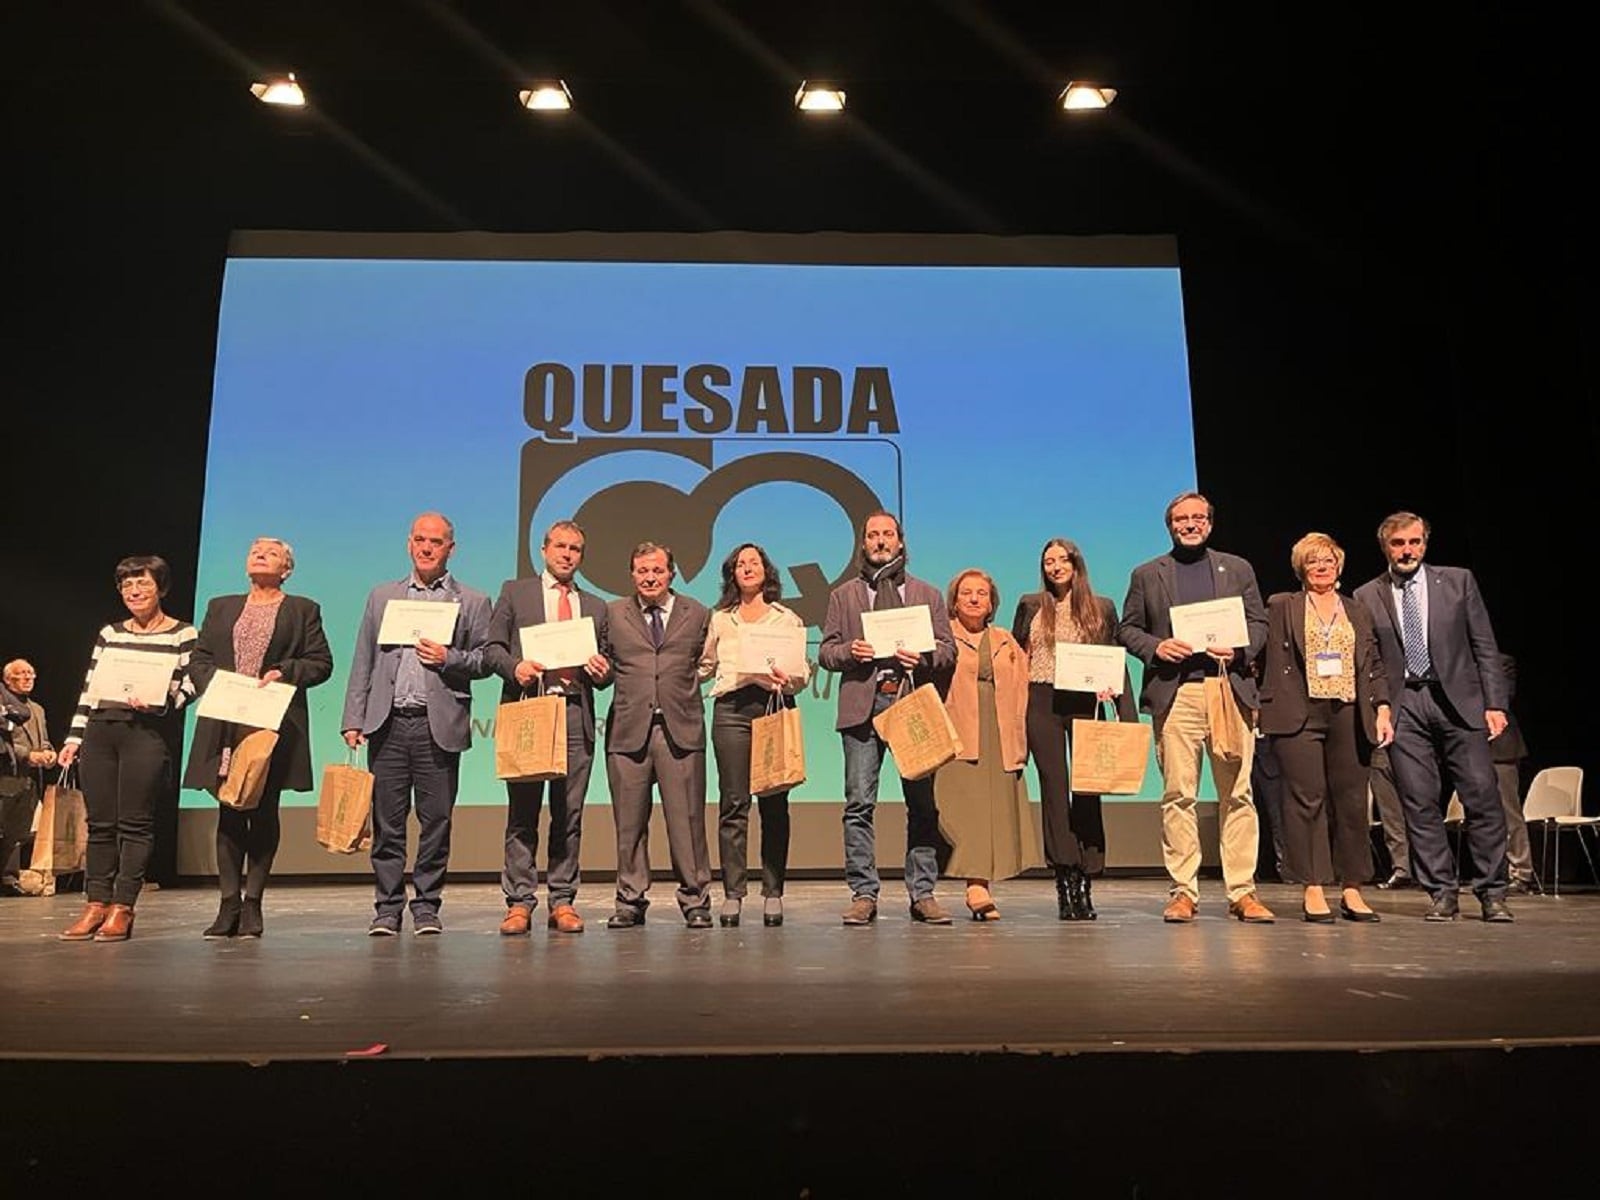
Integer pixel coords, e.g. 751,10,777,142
393,572,455,708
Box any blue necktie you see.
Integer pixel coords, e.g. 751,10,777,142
1401,577,1432,679
647,605,664,650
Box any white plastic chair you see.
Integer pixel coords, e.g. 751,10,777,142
1522,767,1595,896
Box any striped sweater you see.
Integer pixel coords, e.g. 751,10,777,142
66,620,198,743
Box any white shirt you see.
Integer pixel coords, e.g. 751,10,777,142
1388,567,1431,674
698,603,811,697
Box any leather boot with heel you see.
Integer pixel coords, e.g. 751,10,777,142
1054,866,1076,921
204,896,242,940
60,901,109,941
94,904,135,941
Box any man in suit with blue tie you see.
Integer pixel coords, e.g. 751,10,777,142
484,520,612,935
341,512,492,936
1353,512,1513,922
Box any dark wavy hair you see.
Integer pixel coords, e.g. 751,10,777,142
1037,538,1105,643
717,543,783,610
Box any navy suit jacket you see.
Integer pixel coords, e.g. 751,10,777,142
817,575,957,731
340,575,492,753
484,576,612,745
1353,565,1506,730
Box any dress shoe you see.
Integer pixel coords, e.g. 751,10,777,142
59,901,109,941
203,897,242,940
1228,893,1276,924
1302,905,1336,924
499,905,533,936
763,896,783,927
1162,894,1198,923
909,896,953,925
1479,895,1515,923
412,911,443,936
238,898,264,939
1508,876,1542,896
1423,893,1460,921
840,896,878,926
1340,900,1382,923
1376,870,1415,891
719,897,742,927
685,908,713,929
606,908,646,929
94,904,135,942
547,904,585,934
367,914,402,937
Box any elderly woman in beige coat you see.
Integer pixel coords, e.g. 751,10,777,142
934,568,1042,920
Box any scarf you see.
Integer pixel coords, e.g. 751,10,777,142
862,553,906,613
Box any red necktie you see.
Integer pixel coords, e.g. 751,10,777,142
550,583,579,691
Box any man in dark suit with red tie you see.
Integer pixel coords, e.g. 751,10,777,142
484,520,612,935
1353,512,1512,922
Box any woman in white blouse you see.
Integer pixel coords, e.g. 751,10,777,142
698,543,810,928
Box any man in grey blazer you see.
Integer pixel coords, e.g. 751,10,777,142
341,512,492,936
1119,492,1273,924
817,510,957,926
600,542,714,928
484,519,612,935
1353,512,1512,922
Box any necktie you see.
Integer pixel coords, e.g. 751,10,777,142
648,605,664,650
1401,577,1432,679
551,584,578,690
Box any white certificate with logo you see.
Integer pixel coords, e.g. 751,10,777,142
1054,643,1126,695
377,600,460,646
860,604,936,657
1170,596,1250,650
86,648,179,707
194,669,296,731
518,616,598,669
736,624,808,677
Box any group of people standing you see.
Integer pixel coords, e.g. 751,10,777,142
23,487,1522,943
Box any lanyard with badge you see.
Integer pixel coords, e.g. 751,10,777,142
1310,596,1345,679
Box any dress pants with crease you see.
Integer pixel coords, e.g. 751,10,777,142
502,695,594,910
607,720,711,916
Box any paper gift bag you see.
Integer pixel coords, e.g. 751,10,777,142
495,692,567,782
214,729,279,811
1203,674,1246,761
1070,703,1152,795
31,771,88,874
872,682,963,782
316,756,374,854
750,694,806,797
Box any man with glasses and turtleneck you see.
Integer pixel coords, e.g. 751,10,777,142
818,510,956,926
1119,492,1273,924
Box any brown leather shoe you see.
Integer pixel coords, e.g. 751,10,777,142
59,901,109,941
841,895,878,926
94,904,136,941
909,896,953,925
547,903,585,933
1228,892,1276,924
1162,894,1198,923
498,905,533,936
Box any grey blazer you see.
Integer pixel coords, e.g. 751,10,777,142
817,575,957,731
484,576,612,744
339,575,493,754
601,592,712,755
1353,565,1507,729
1117,549,1268,718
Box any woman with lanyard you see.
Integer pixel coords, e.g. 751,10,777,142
1256,533,1393,922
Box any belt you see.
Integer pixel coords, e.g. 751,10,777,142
392,705,429,716
1403,679,1438,690
875,676,906,695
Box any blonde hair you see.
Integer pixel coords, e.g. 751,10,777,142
1289,532,1345,583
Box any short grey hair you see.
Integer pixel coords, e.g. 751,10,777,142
252,536,296,578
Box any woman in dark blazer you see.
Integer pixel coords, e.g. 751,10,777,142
184,538,333,938
1011,537,1137,920
1258,532,1392,923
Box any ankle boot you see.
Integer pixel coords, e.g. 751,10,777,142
204,896,242,939
94,904,135,941
1054,866,1076,921
60,901,109,941
1070,867,1098,921
238,897,264,938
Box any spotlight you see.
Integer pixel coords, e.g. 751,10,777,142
519,81,573,112
794,81,846,113
1058,82,1116,112
250,72,305,107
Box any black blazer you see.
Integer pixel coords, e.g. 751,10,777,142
1011,592,1138,723
183,593,334,793
1257,591,1389,746
484,575,613,744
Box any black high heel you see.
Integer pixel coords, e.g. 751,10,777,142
762,897,783,927
203,897,242,940
1301,905,1336,924
718,898,741,928
1340,900,1381,923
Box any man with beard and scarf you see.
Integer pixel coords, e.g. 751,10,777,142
1353,512,1513,922
1119,492,1272,923
819,510,956,925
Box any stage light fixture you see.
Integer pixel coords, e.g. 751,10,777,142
519,81,573,112
249,73,305,107
794,81,846,113
1058,82,1116,112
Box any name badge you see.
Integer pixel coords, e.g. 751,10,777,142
1314,652,1343,678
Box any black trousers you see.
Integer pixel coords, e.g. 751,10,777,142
1025,683,1104,873
1273,699,1372,886
711,687,792,898
79,718,169,907
215,751,291,902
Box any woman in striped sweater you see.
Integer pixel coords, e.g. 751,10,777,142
56,555,197,942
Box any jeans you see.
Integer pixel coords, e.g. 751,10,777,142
841,689,940,902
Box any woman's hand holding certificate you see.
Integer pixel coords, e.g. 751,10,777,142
194,669,297,731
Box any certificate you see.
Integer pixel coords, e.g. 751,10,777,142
860,604,935,658
86,648,179,707
1054,643,1126,695
518,616,598,669
736,624,808,677
377,599,460,646
194,669,296,731
1170,596,1250,650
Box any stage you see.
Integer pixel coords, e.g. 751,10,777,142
5,879,1597,1194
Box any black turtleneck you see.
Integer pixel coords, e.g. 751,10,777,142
1170,542,1215,682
